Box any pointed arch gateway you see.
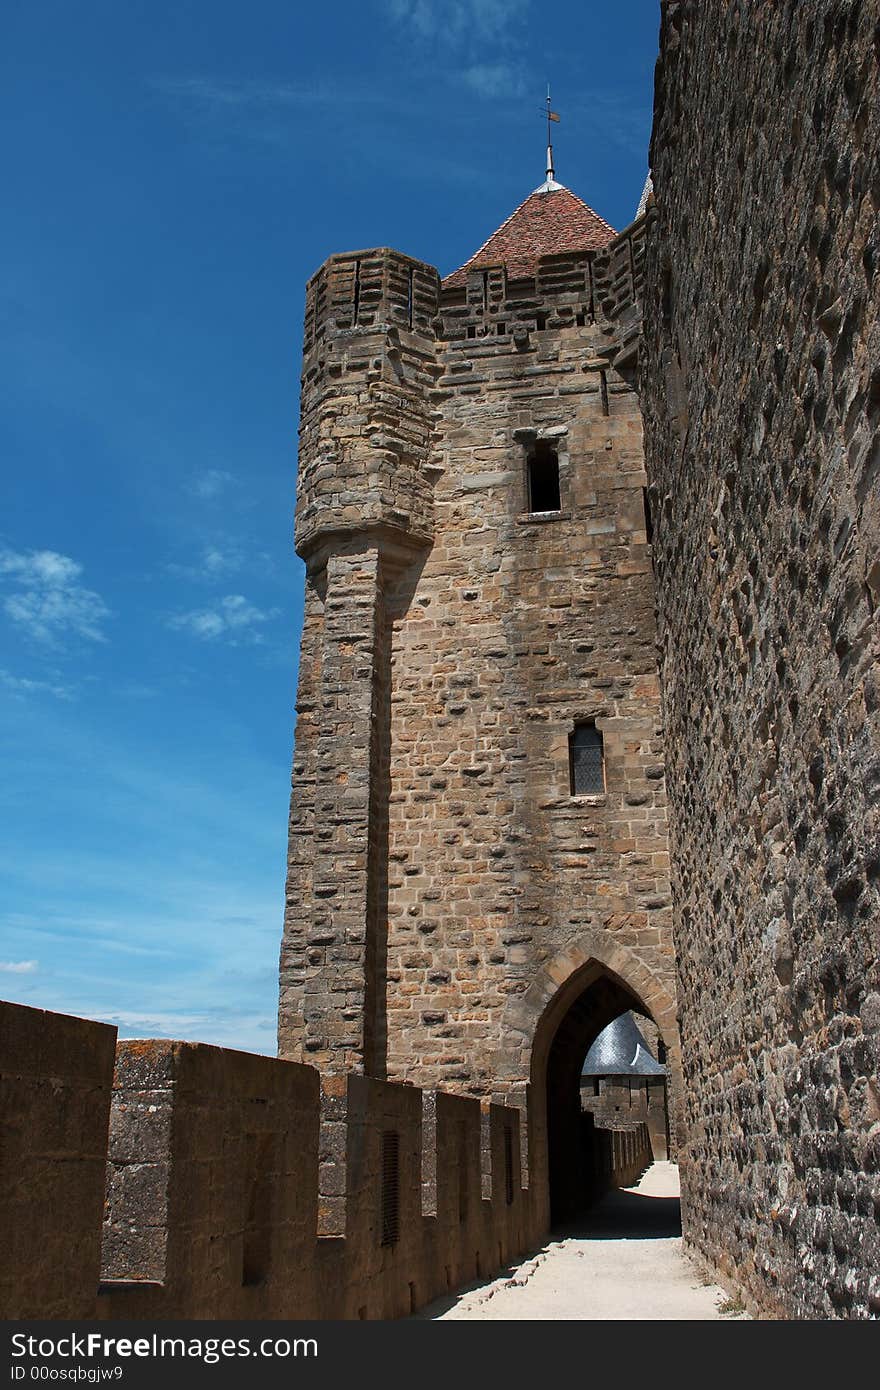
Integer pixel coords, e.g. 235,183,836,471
499,938,681,1227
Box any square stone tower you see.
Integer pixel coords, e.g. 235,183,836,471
279,173,678,1213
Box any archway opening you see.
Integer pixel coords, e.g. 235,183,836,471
540,967,668,1226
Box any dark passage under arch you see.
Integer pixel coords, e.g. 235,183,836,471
545,970,662,1225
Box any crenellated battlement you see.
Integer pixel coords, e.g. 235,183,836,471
0,999,652,1319
294,224,651,571
304,248,440,348
435,218,647,351
592,214,649,372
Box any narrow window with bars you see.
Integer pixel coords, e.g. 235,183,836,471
569,722,605,795
458,1121,469,1225
380,1130,400,1247
503,1127,515,1206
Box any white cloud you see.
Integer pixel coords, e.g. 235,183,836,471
0,669,74,700
158,4,534,145
0,548,110,645
383,2,530,101
202,545,237,576
0,960,38,974
386,0,529,47
167,542,243,582
167,593,278,643
188,469,234,500
92,1008,274,1053
0,551,80,585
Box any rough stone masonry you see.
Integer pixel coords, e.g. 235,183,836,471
2,0,877,1323
278,194,681,1228
642,0,880,1320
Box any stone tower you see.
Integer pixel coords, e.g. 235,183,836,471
280,169,680,1219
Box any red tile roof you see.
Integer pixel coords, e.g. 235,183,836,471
443,186,617,288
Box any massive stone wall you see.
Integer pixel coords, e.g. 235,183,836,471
642,0,880,1319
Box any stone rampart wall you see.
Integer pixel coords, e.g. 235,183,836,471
642,0,880,1319
2,999,603,1320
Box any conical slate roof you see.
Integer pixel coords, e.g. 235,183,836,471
581,1012,666,1077
636,173,653,218
443,185,616,289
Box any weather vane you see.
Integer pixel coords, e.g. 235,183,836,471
539,85,561,187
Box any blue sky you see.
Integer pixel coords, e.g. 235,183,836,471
0,0,660,1054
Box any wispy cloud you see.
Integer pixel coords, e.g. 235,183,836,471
167,593,278,643
0,959,38,974
4,915,174,959
385,0,530,98
152,76,394,150
88,1007,275,1053
0,548,111,645
201,545,239,577
0,688,288,1055
157,76,305,110
151,73,512,181
0,669,75,701
155,75,394,116
565,90,653,160
188,468,234,500
155,2,533,141
385,0,529,47
167,541,244,582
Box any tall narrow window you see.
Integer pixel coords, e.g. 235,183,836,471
569,722,605,795
457,1121,469,1225
527,441,561,513
642,486,654,543
381,1131,400,1247
503,1126,515,1206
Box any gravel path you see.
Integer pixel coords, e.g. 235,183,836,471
420,1162,745,1321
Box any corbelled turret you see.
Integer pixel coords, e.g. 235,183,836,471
295,248,441,563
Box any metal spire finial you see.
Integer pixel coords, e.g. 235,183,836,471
534,86,564,193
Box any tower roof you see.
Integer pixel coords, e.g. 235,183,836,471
443,184,616,289
636,173,653,218
581,1012,666,1077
